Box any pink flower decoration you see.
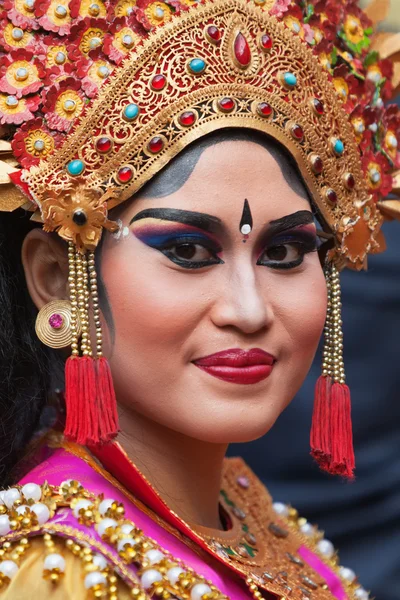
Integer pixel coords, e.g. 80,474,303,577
42,76,88,131
11,117,63,167
3,0,40,30
0,49,46,97
269,0,291,18
0,92,41,125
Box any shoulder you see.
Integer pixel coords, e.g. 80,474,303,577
0,480,226,600
220,457,369,600
0,534,132,599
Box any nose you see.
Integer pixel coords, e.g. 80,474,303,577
209,259,273,335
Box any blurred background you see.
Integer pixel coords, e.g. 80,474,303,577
230,3,400,600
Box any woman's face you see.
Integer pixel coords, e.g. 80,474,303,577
100,139,327,443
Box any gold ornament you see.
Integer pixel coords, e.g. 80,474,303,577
35,300,81,349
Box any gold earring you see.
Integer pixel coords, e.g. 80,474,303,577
35,300,81,349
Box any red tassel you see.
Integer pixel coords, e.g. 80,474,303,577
310,377,355,480
64,355,119,446
95,357,119,444
329,382,355,479
310,375,332,471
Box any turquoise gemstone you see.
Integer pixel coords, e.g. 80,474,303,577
189,58,206,74
283,72,297,87
67,159,84,176
333,139,344,155
123,103,139,121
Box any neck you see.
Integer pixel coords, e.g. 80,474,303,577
117,408,227,529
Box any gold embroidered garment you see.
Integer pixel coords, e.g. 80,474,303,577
0,438,365,600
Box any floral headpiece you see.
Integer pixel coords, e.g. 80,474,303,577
0,0,399,474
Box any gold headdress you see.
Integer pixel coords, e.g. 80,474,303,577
1,0,399,475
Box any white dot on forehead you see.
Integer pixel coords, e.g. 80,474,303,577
241,224,251,235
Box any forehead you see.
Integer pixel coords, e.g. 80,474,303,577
127,139,311,222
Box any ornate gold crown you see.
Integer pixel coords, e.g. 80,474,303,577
1,0,400,267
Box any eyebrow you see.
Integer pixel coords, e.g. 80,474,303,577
129,207,314,236
129,208,222,233
267,210,314,236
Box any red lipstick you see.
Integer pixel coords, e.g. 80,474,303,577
192,348,276,385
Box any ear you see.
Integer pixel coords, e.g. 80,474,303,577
21,228,69,311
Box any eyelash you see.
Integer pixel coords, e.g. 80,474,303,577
156,235,224,269
150,233,318,270
256,234,319,270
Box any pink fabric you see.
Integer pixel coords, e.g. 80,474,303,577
298,545,348,600
19,448,251,598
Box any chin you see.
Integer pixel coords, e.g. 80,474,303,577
185,404,283,445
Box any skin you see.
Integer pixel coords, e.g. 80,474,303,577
22,139,327,529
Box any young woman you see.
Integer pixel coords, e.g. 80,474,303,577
0,0,398,598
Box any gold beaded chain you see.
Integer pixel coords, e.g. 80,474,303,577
68,242,80,358
321,263,345,384
88,250,103,358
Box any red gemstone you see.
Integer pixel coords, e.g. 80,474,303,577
118,166,133,183
344,173,355,189
151,74,166,90
96,136,112,153
310,154,323,174
257,102,272,117
260,33,272,51
179,110,196,126
148,136,164,153
291,124,304,141
326,188,337,204
218,97,235,112
234,32,251,67
207,25,221,42
312,98,324,115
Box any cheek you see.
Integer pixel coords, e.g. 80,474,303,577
99,238,207,366
272,258,327,370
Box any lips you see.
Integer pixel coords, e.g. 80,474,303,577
192,348,276,385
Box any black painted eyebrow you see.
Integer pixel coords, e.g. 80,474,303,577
267,210,314,236
129,208,222,233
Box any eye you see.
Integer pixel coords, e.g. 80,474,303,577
170,243,215,262
161,239,224,269
257,236,317,269
265,243,302,263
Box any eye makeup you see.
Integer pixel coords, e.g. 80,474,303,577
256,223,319,269
130,216,224,268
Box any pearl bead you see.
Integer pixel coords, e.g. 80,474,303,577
4,488,21,508
84,571,107,589
339,566,356,583
21,483,42,502
0,560,18,579
240,224,251,235
16,504,30,516
31,502,50,525
120,523,134,535
0,515,10,536
98,498,114,516
141,569,163,589
191,583,212,599
317,539,335,559
117,537,137,551
355,588,369,600
73,499,93,518
167,566,184,585
44,553,66,572
92,554,108,570
272,502,289,517
300,522,315,537
97,518,118,537
144,549,165,565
